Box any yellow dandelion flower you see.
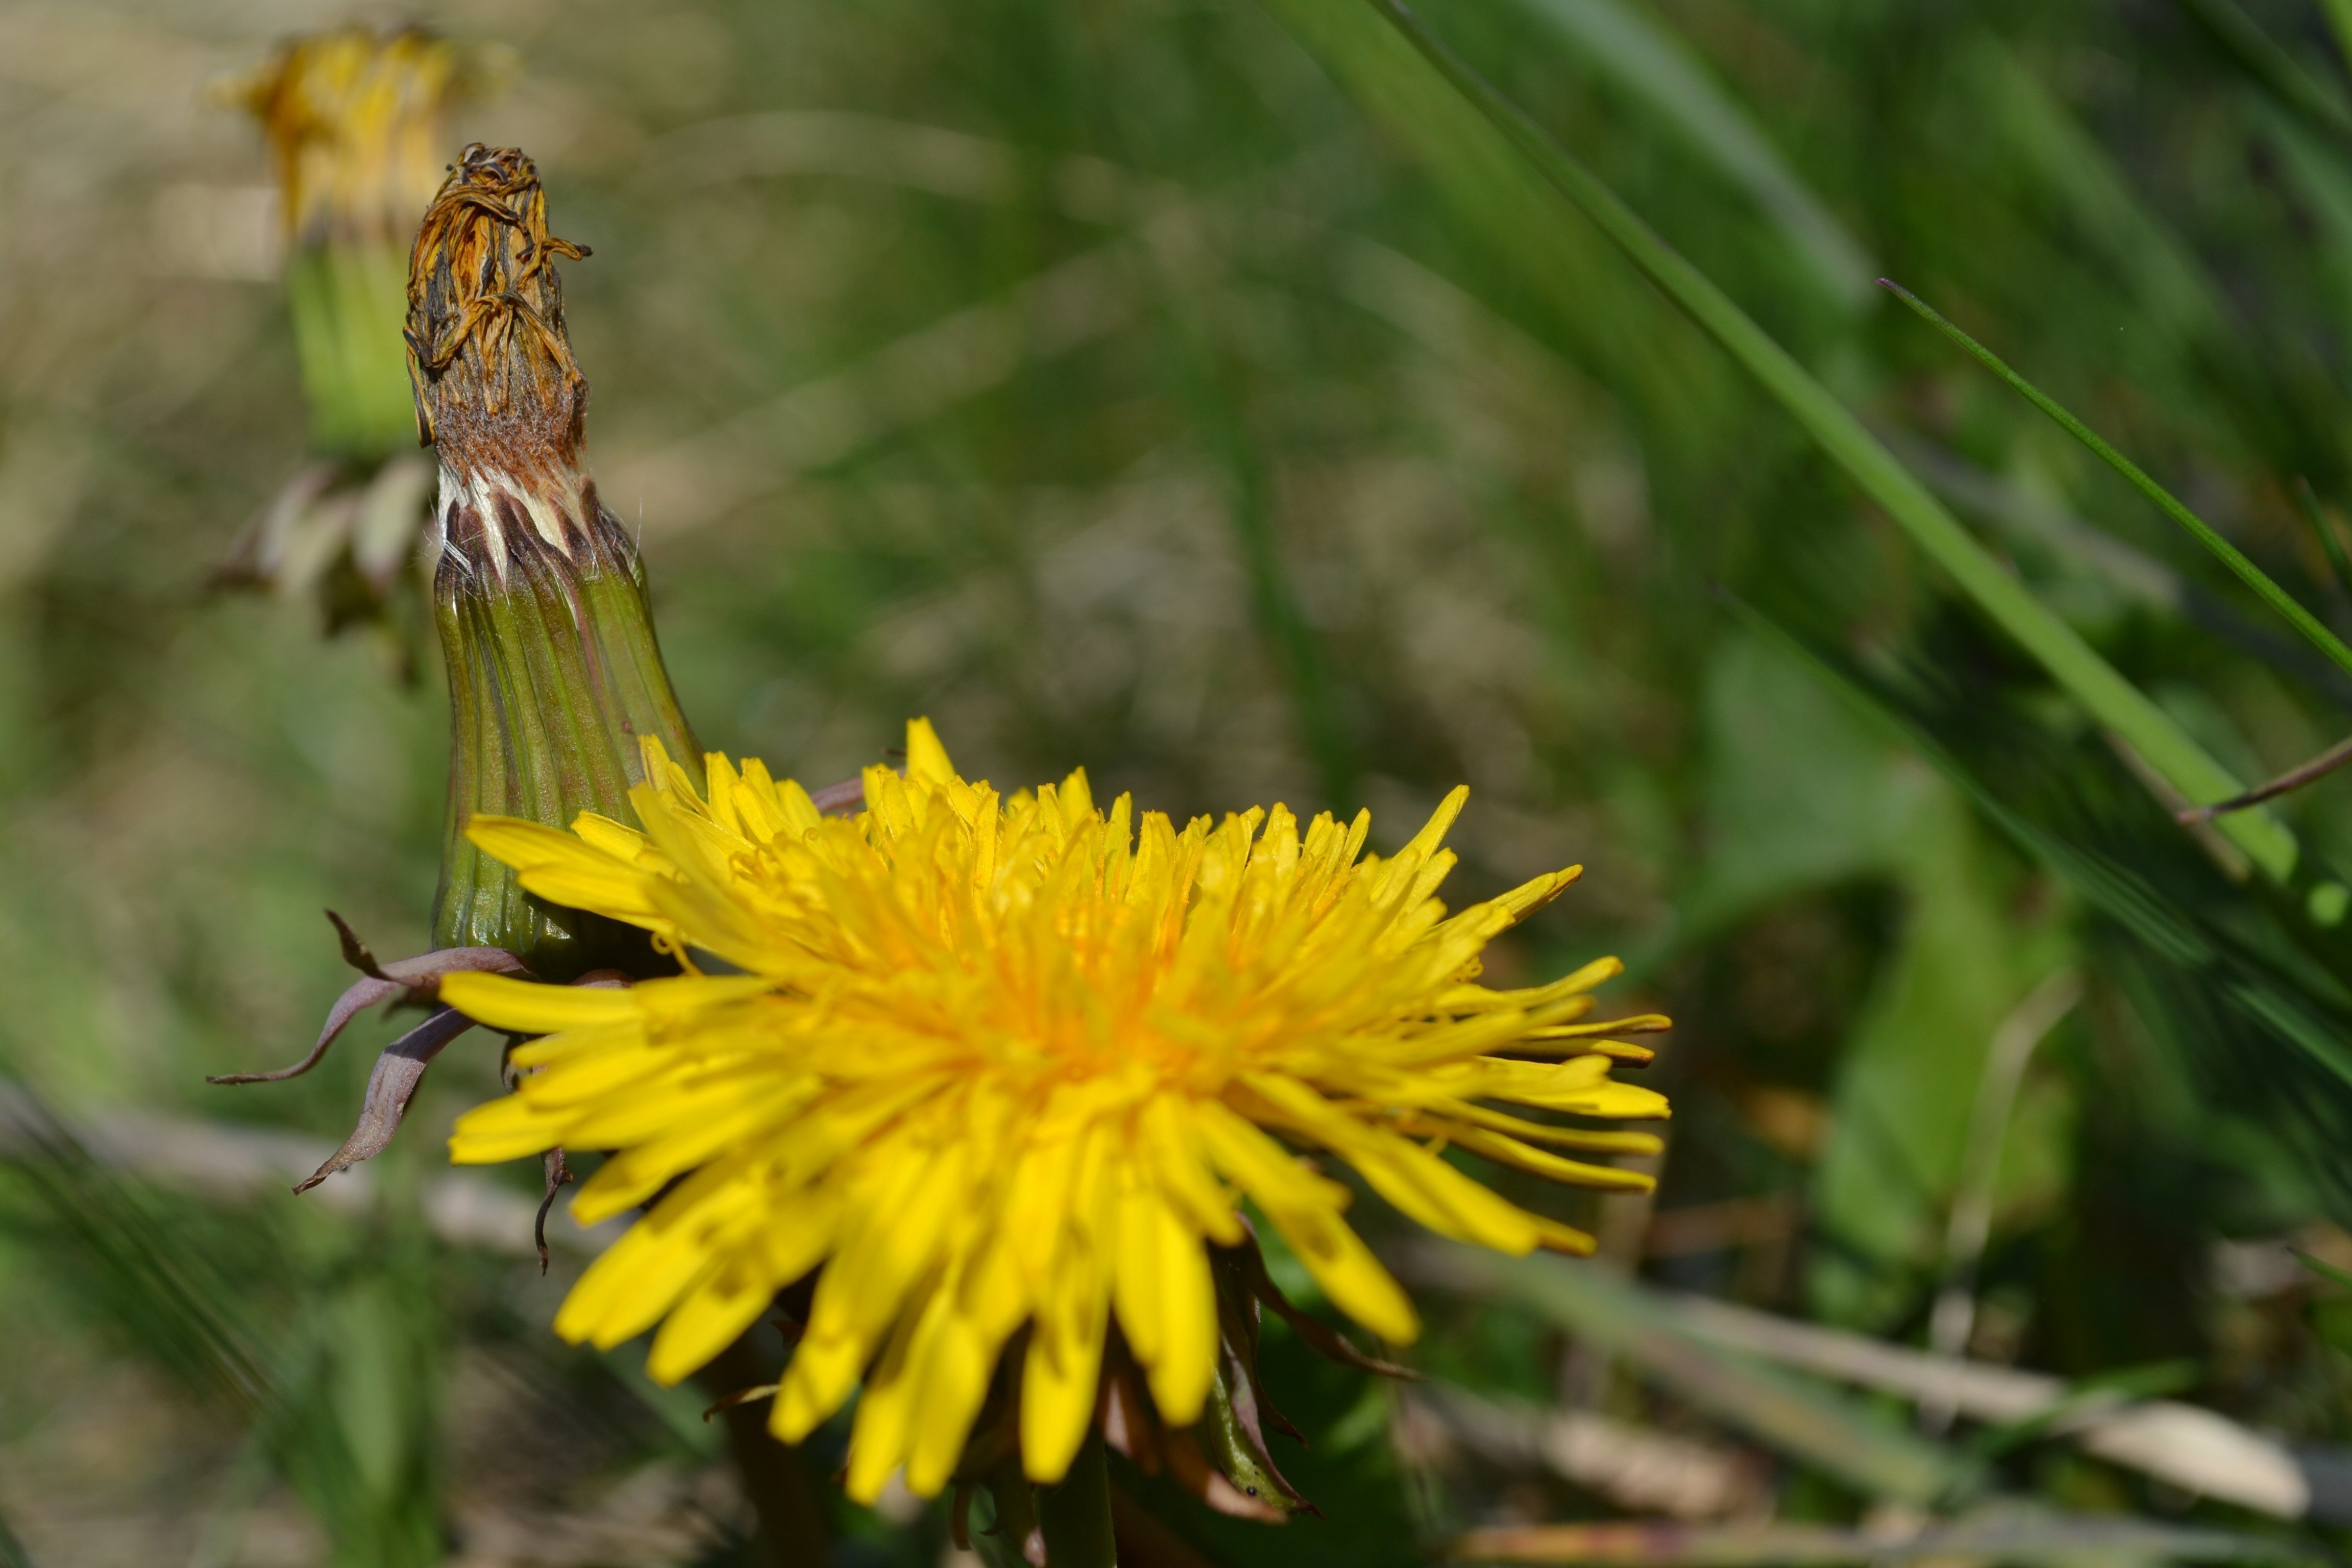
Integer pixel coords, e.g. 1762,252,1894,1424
439,720,1669,1501
234,28,476,253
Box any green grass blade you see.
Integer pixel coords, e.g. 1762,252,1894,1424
1507,0,1873,310
2294,1247,2352,1292
0,1093,273,1411
1154,297,1360,809
1723,592,2352,1142
2174,0,2352,135
1285,0,2300,882
1452,1514,2318,1565
1963,1359,2198,1461
2328,0,2352,83
1881,280,2352,687
1964,39,2228,354
1420,1245,1978,1503
2290,478,2352,599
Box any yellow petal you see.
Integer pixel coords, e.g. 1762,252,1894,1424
845,1282,932,1502
1110,1177,1166,1367
772,1330,866,1443
571,811,654,862
447,1092,567,1164
904,1303,1003,1495
570,1083,815,1221
439,972,641,1034
555,1216,720,1350
1141,1099,1244,1245
1190,1099,1353,1216
1191,1101,1417,1343
1021,1270,1108,1484
507,1019,646,1069
1341,1135,1542,1254
1263,1205,1418,1346
464,814,599,870
905,717,956,785
648,1258,776,1385
804,1140,970,1353
1443,1124,1655,1193
515,864,666,927
1140,1197,1216,1424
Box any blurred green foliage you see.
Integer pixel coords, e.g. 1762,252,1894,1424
14,0,2352,1558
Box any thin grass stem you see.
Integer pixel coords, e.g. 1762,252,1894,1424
2174,0,2352,135
2290,477,2352,600
1334,0,2301,883
2179,733,2352,821
1880,280,2352,687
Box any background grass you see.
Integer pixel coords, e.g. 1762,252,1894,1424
11,0,2352,1560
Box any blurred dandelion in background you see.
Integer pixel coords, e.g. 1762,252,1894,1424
214,27,505,647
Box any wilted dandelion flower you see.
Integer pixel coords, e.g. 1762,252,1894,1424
211,146,703,1196
441,720,1670,1500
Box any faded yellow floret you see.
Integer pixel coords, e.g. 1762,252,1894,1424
231,28,482,247
442,721,1669,1500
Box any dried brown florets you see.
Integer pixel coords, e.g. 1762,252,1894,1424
405,143,593,480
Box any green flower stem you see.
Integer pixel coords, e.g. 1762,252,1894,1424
1035,1433,1119,1568
1882,280,2352,687
407,149,706,976
433,530,699,978
977,1457,1042,1568
696,1339,831,1567
1324,0,2306,889
284,242,416,459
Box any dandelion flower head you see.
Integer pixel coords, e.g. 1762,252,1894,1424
440,721,1669,1500
233,27,477,249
